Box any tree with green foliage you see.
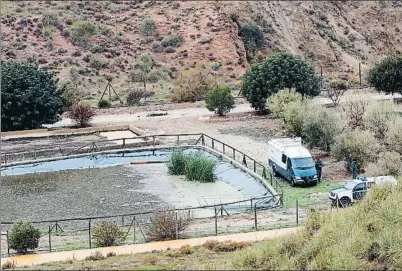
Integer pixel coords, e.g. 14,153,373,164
1,61,66,131
9,222,40,254
241,53,321,112
129,52,169,91
368,54,402,95
238,23,264,61
205,85,235,116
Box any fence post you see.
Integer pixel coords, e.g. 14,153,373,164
122,216,125,227
320,66,323,90
89,219,92,248
177,135,180,146
270,173,273,186
253,161,256,173
223,144,225,154
250,199,253,211
220,205,223,217
233,148,235,160
254,204,258,230
175,211,178,240
201,134,205,146
133,216,136,242
212,139,214,149
296,200,299,226
123,138,126,148
359,62,362,88
6,230,10,256
262,168,267,179
152,136,155,146
48,225,52,253
214,206,218,236
242,155,247,166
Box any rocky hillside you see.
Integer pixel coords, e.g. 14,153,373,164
1,1,401,101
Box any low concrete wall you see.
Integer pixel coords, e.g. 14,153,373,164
1,124,148,141
1,139,161,165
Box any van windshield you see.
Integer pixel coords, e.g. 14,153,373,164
292,157,314,170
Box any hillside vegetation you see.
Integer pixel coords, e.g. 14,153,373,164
1,1,401,102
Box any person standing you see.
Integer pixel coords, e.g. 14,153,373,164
315,157,324,183
351,160,358,179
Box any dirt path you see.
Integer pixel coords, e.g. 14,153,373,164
1,227,302,268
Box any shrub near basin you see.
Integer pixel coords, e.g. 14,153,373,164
184,154,216,183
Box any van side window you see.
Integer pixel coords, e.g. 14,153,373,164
281,154,287,164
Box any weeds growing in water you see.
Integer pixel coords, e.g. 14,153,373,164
167,149,216,182
167,149,187,175
185,154,216,182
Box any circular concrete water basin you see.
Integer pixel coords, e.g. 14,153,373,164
1,148,271,226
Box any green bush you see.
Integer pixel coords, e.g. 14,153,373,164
185,154,216,182
331,129,380,169
126,89,144,106
89,58,105,70
368,54,402,95
98,99,111,108
365,151,402,177
241,53,320,112
69,20,97,47
9,222,40,254
282,100,311,136
302,107,345,151
238,24,264,60
92,221,124,247
385,117,402,155
267,89,303,118
140,18,157,36
1,61,66,131
41,11,59,27
205,85,235,116
167,149,187,175
161,34,183,47
363,101,396,140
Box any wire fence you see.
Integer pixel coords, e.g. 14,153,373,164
1,195,343,257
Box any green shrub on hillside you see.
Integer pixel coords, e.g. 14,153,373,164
281,99,311,136
365,151,402,177
368,54,402,95
41,11,59,27
161,34,183,47
140,18,157,36
70,20,97,47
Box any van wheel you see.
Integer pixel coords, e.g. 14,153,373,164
290,178,296,187
339,197,351,208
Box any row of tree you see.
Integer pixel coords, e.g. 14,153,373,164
1,53,401,131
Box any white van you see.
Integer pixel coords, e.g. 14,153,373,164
268,137,318,187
